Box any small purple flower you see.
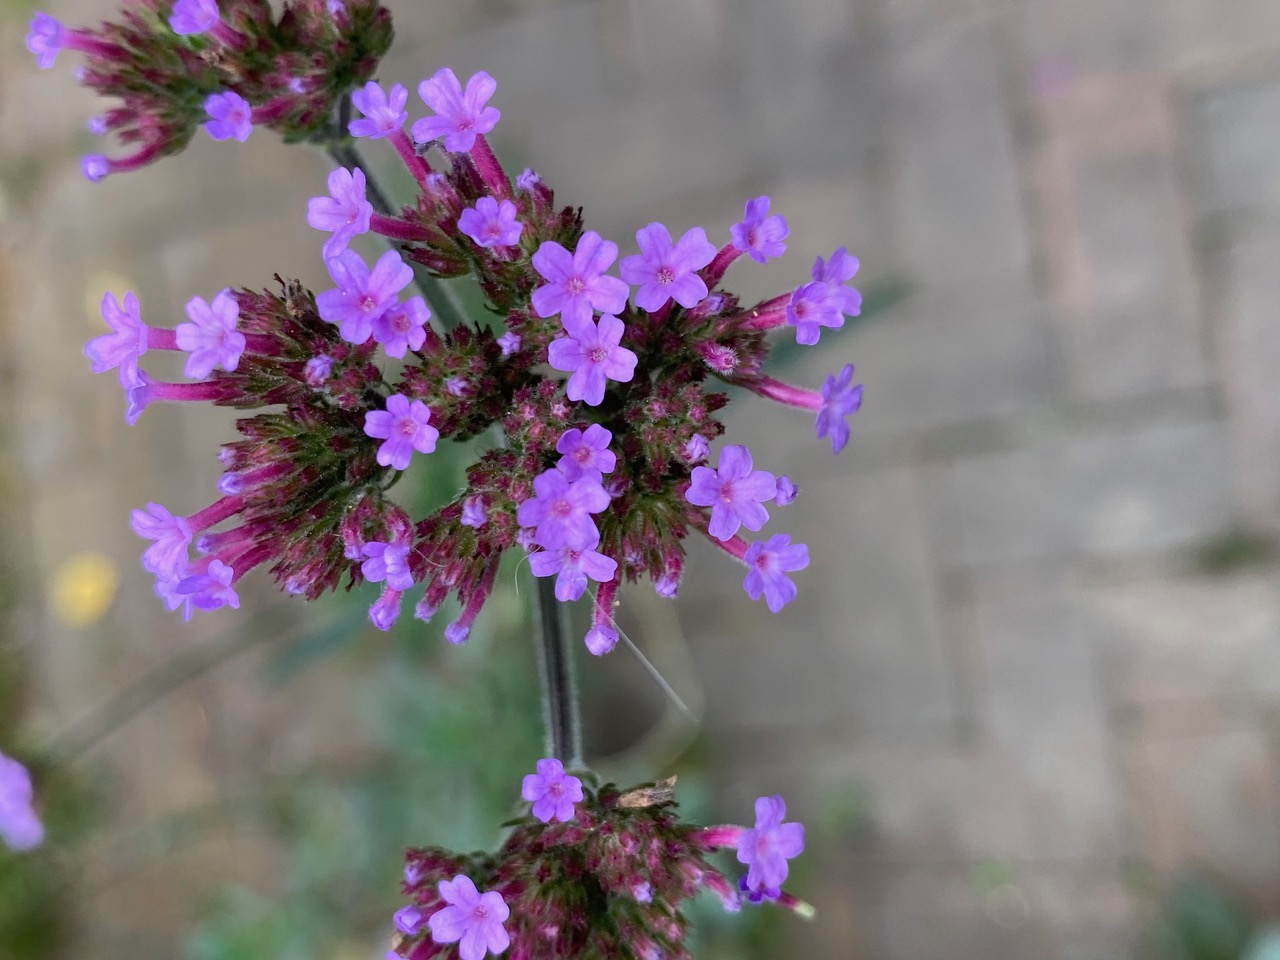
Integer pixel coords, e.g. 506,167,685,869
371,296,430,358
774,475,798,505
130,503,193,579
736,795,805,901
307,167,373,259
0,751,43,852
683,434,709,463
815,363,863,455
547,314,638,407
742,535,809,613
654,574,679,598
394,905,426,936
81,154,110,183
169,0,219,35
26,13,63,69
812,247,863,317
730,196,789,264
303,355,332,387
496,331,521,357
516,168,540,191
619,223,717,312
445,377,470,397
175,289,245,379
428,875,510,960
369,589,402,631
521,758,584,823
529,540,617,602
516,470,610,550
361,541,414,591
203,91,253,142
155,574,195,620
316,249,414,344
349,81,408,139
364,394,439,471
685,445,777,541
584,624,618,656
786,282,842,346
458,197,523,248
444,621,470,644
87,116,108,135
412,68,500,152
176,559,240,612
460,495,487,528
85,291,146,386
555,424,616,482
531,232,630,327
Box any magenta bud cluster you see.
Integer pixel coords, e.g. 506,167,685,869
25,0,394,181
390,774,809,960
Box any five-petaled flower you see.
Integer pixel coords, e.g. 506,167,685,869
371,297,430,358
307,167,373,259
815,363,863,455
531,232,629,327
364,394,439,470
619,223,717,311
458,196,523,248
25,12,63,69
169,0,218,35
730,196,789,264
349,81,409,139
521,757,584,823
175,289,245,379
361,541,414,591
742,535,809,613
176,559,240,612
203,91,253,142
516,470,610,549
316,248,414,345
85,291,146,386
427,875,511,960
736,795,805,902
554,424,616,482
412,68,500,152
685,444,777,541
130,502,192,579
547,314,638,407
529,539,617,602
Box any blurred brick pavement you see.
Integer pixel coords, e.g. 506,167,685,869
6,1,1280,958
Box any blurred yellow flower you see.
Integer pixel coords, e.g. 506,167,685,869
49,552,119,628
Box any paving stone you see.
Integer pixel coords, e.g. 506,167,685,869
885,15,1033,284
1184,69,1280,217
1033,74,1207,401
926,442,1069,571
1086,573,1280,708
1120,726,1280,886
1060,418,1236,560
682,463,959,745
1214,221,1280,530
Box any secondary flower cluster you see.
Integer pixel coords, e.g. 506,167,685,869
74,55,863,649
389,773,807,960
26,0,392,180
0,750,43,853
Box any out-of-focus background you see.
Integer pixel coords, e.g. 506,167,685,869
4,0,1280,957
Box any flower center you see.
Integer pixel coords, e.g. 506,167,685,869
573,447,592,465
718,481,735,503
566,277,586,296
358,293,378,313
746,227,759,247
399,418,418,437
588,346,608,363
549,780,564,796
656,265,676,285
551,498,572,518
458,117,475,132
793,301,808,319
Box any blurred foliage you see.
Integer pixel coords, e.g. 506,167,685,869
1149,873,1268,960
1191,528,1280,576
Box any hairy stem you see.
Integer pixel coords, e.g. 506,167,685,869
534,577,583,766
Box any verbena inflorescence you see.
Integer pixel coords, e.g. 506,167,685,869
20,3,860,946
42,3,864,650
390,759,808,960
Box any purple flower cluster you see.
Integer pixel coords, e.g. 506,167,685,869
25,2,395,181
390,777,808,960
71,53,862,647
